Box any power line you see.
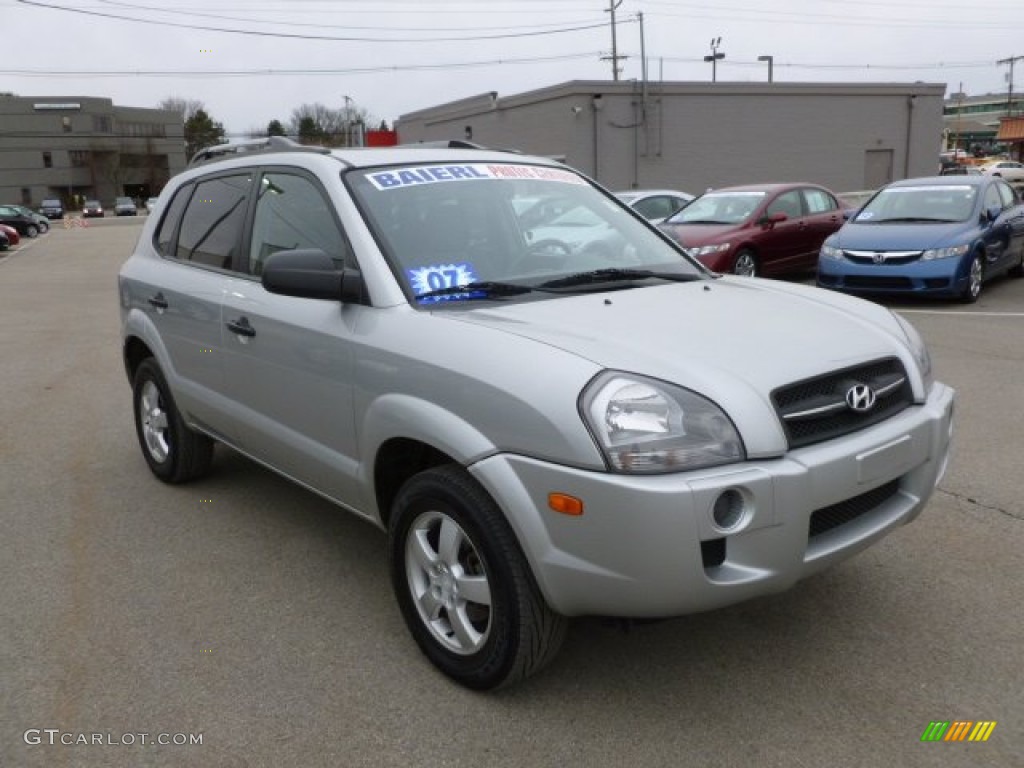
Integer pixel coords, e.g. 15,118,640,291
15,0,613,41
0,51,605,79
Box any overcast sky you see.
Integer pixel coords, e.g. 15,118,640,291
4,0,1023,135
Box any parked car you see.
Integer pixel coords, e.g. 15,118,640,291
114,196,138,216
614,189,694,223
658,183,846,277
0,229,9,251
82,200,105,218
0,223,17,248
119,138,953,689
939,166,983,176
0,205,41,237
39,198,64,219
817,175,1024,302
144,197,159,212
5,205,50,233
980,160,1024,186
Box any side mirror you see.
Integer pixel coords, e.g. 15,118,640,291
842,209,856,220
759,211,787,226
261,248,364,303
985,205,1001,223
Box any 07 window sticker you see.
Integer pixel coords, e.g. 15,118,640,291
407,262,481,302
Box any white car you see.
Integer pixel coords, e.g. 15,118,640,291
615,189,694,223
980,160,1024,185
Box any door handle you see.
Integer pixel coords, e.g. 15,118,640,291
226,317,256,338
147,292,168,310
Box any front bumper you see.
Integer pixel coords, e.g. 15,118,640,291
470,382,954,618
817,257,966,296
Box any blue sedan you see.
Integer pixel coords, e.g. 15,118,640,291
817,176,1024,302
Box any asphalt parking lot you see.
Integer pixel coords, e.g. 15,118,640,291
1,220,1021,768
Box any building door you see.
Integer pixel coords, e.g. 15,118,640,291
864,150,894,190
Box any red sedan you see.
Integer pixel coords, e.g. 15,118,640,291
0,222,20,247
658,183,846,277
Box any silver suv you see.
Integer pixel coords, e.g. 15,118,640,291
119,138,955,689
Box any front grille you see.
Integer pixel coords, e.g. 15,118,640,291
772,358,913,449
844,252,921,266
809,480,900,538
844,276,914,290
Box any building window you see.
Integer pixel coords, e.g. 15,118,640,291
21,188,31,206
62,116,72,133
42,151,52,168
69,150,89,167
93,115,112,133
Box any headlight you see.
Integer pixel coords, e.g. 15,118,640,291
581,372,745,474
892,312,933,393
921,243,969,261
820,243,843,260
694,243,731,257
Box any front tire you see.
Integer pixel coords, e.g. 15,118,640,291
389,465,567,690
733,249,757,276
132,358,213,483
959,253,984,303
26,225,39,238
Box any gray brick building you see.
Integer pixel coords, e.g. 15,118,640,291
0,95,186,210
397,81,946,195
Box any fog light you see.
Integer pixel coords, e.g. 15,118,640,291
711,489,745,531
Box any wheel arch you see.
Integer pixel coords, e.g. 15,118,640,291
363,394,499,528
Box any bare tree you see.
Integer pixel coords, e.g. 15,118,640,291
157,97,206,122
289,101,377,146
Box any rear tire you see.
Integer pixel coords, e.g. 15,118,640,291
389,465,567,689
26,225,38,238
132,358,214,483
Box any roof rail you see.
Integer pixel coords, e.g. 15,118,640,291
398,139,521,153
188,136,331,167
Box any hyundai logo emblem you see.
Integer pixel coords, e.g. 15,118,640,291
846,383,877,412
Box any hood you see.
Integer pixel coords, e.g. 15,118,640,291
443,278,917,456
832,220,977,251
659,222,736,247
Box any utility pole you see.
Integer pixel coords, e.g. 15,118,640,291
704,37,725,83
997,55,1022,116
604,0,625,81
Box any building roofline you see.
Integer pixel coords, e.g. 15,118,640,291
398,80,947,123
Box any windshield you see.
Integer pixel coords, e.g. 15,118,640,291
854,185,977,223
348,162,703,305
665,191,765,225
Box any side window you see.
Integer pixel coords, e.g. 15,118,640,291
766,190,803,219
176,173,252,269
996,180,1016,208
248,171,351,276
982,183,1003,213
633,196,675,221
803,188,837,214
153,183,193,257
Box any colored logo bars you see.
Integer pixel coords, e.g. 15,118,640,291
921,721,997,742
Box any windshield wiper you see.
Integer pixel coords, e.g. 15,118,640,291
538,268,701,290
867,217,957,223
416,281,534,301
667,219,732,225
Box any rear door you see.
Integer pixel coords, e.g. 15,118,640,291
130,174,252,430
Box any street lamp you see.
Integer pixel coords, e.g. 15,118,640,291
757,55,774,83
704,37,725,83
